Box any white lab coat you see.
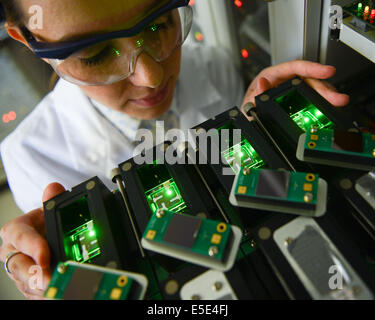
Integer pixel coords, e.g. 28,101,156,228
1,44,245,213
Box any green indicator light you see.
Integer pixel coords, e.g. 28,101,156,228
89,230,95,237
166,189,173,196
150,24,159,32
136,38,144,48
112,47,121,57
304,117,310,123
358,3,363,11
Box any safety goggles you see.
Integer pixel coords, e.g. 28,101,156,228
21,0,192,86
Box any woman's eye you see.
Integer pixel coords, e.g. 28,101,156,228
148,12,174,32
148,22,168,32
80,46,114,67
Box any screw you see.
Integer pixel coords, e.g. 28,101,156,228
229,109,239,118
304,192,314,203
243,167,251,175
46,200,56,211
156,209,165,218
213,282,223,291
352,286,361,297
284,237,293,246
57,263,67,274
340,178,352,190
258,227,271,240
122,162,132,172
260,94,270,102
310,126,318,134
291,78,302,86
209,246,219,257
86,181,96,190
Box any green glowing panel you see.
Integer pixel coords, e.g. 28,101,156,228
67,220,101,263
222,139,265,174
275,90,334,132
145,179,187,213
290,106,334,132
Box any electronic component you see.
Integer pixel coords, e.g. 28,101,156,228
44,177,137,270
191,107,287,194
340,1,375,63
141,210,242,271
218,122,266,175
274,90,334,132
355,169,375,209
229,168,327,217
254,77,352,158
296,127,375,170
273,217,373,300
67,220,100,263
138,163,187,214
180,270,238,300
44,261,148,300
145,178,186,213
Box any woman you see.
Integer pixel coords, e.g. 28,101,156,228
0,0,349,299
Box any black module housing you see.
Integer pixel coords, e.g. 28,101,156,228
191,107,289,194
44,176,139,271
254,77,353,160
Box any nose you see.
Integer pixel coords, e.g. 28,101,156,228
129,52,164,88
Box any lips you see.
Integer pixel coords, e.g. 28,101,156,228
130,82,170,108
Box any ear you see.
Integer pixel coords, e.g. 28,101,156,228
5,22,29,46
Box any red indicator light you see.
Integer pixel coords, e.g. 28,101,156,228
371,9,375,19
194,32,204,42
189,0,195,6
2,111,17,123
234,0,243,8
241,49,249,59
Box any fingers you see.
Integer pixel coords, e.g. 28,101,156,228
261,60,337,86
0,244,51,299
42,182,66,203
305,78,350,107
0,217,51,268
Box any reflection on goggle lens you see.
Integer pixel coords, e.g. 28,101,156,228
49,7,192,86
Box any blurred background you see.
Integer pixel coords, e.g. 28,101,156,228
1,0,375,299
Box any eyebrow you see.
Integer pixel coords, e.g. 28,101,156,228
31,0,165,43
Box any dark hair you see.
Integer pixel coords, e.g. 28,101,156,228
1,0,22,25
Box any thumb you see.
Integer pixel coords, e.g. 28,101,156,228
42,183,66,203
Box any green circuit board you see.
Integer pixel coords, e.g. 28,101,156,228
143,210,232,262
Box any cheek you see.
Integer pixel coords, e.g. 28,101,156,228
79,81,131,107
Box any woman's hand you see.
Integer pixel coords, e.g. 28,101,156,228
0,183,65,299
241,60,350,113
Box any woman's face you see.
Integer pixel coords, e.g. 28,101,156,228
15,0,182,119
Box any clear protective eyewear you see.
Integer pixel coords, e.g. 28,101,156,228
21,2,192,86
